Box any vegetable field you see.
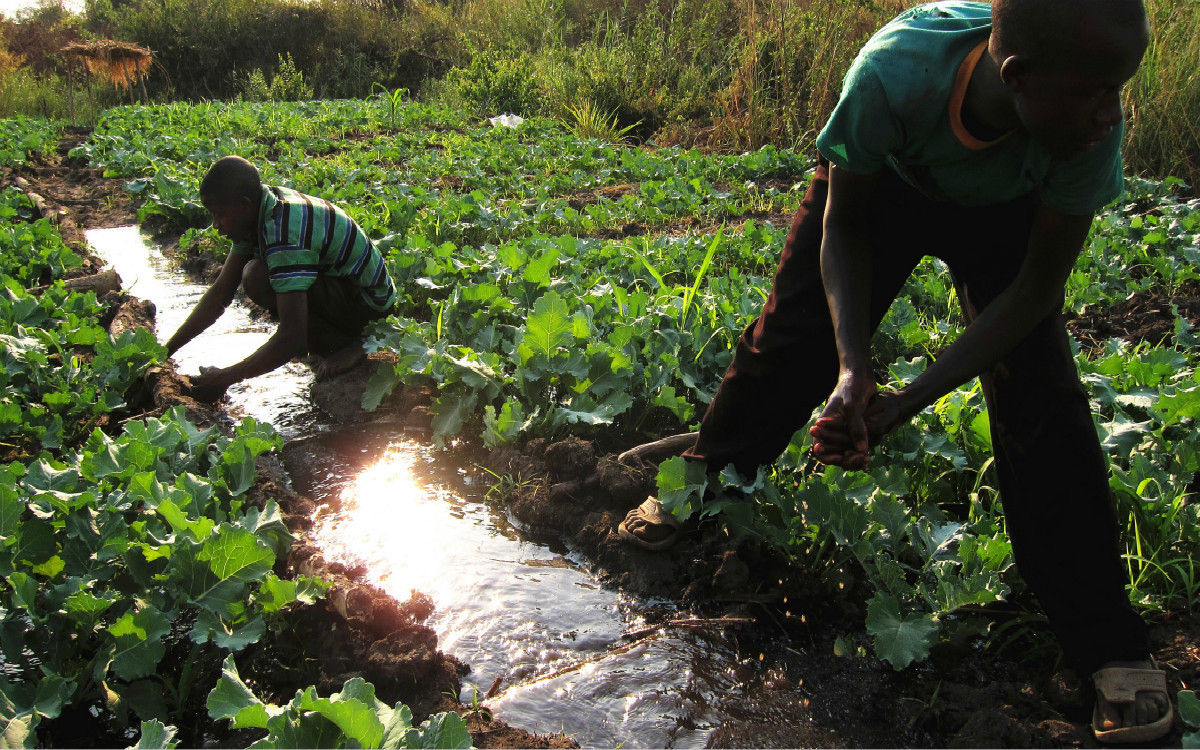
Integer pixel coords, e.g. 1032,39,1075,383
2,98,1199,747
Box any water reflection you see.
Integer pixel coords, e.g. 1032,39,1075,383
88,226,820,749
87,226,318,439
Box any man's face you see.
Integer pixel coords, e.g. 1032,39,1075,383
1006,16,1148,160
202,193,257,244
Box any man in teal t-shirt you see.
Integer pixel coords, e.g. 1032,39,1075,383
619,0,1173,742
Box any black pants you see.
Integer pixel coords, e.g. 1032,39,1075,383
242,258,389,356
684,161,1148,676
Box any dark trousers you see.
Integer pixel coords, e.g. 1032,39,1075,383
685,161,1148,676
242,258,388,356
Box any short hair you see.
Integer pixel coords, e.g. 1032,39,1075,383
199,155,261,203
991,0,1146,67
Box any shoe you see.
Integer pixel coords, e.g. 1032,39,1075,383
617,497,681,551
1091,661,1174,743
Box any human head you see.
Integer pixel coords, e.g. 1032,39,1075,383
200,156,262,243
990,0,1149,159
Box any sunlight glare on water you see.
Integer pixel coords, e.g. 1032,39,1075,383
86,225,812,748
311,444,460,599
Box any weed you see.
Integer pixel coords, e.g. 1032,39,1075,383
565,98,639,143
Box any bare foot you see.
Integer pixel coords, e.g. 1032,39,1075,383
312,342,367,381
1093,659,1173,741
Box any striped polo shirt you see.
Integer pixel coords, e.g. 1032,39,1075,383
231,185,397,312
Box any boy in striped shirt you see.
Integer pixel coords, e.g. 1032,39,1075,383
167,155,397,401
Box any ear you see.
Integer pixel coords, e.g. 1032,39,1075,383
998,55,1029,93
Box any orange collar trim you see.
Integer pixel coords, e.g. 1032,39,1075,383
949,40,1008,150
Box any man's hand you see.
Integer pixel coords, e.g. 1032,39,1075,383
189,367,230,403
810,370,877,469
811,377,917,470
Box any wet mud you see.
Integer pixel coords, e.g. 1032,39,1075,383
5,131,1197,748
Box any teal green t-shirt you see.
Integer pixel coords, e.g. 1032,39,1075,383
815,0,1124,215
230,185,397,313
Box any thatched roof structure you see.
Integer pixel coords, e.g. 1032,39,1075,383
62,40,152,90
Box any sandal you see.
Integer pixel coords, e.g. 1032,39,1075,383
617,497,681,551
1091,662,1174,743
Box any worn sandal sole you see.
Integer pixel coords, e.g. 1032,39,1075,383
617,497,680,551
1091,663,1175,743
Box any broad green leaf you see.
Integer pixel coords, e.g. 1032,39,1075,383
362,365,400,411
127,720,178,749
207,655,273,729
523,291,572,356
482,401,528,449
238,500,292,559
170,526,274,610
407,712,472,749
303,678,385,748
157,498,215,543
108,606,171,681
656,456,708,523
192,610,266,650
379,703,415,749
63,589,118,626
1179,689,1200,729
865,593,939,670
220,441,257,497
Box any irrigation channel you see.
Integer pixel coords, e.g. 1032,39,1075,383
87,226,824,749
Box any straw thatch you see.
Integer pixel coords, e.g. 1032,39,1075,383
63,40,152,90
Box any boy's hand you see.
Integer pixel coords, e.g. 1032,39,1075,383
810,371,876,469
189,366,229,403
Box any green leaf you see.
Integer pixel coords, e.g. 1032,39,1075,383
220,440,257,497
656,456,708,523
1179,689,1200,729
127,720,178,749
362,362,400,410
407,712,472,749
207,655,273,729
170,525,275,611
238,500,293,559
108,606,171,681
482,401,529,449
865,593,939,670
303,678,385,748
379,702,415,749
192,610,266,650
524,291,572,356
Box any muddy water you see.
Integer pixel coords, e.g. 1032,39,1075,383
90,227,819,749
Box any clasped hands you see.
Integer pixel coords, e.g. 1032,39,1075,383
809,371,910,470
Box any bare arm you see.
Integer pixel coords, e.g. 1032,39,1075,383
188,290,309,400
808,164,883,468
165,252,251,356
873,203,1094,425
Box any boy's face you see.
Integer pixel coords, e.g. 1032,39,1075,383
1005,14,1148,160
202,193,258,244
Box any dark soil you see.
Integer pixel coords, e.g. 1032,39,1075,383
484,432,1198,748
1067,283,1200,355
6,130,1197,748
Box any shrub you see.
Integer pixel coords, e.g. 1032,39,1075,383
241,52,313,102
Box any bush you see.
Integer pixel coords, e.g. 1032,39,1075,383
240,52,313,102
443,48,544,116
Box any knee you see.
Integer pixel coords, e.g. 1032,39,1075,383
241,259,275,311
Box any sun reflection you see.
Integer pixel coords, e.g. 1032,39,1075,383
312,442,458,599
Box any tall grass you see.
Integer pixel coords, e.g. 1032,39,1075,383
1124,0,1200,187
713,0,909,149
0,0,1195,182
